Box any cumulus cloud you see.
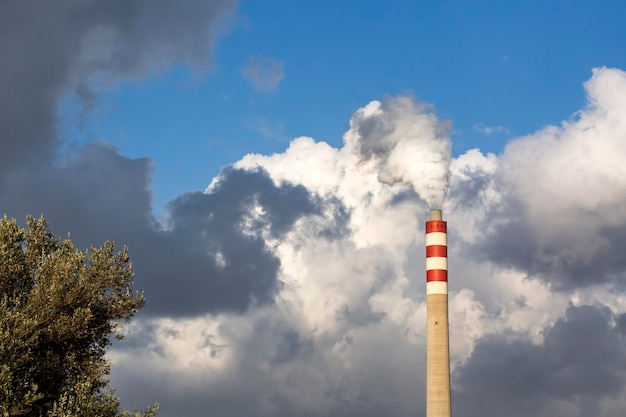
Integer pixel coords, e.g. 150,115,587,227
475,67,626,289
242,57,285,93
112,70,626,416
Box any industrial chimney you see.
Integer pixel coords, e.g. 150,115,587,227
426,208,451,417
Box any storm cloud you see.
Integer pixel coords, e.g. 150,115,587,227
0,1,311,317
0,0,236,173
454,305,626,417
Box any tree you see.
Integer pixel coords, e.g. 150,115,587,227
0,215,158,417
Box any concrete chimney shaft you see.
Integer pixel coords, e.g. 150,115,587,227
426,209,451,417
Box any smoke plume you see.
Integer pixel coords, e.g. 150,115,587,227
345,96,452,208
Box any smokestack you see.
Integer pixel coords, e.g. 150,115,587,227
426,208,451,417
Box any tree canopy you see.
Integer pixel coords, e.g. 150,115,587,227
0,215,158,417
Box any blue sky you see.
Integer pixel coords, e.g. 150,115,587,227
64,0,626,213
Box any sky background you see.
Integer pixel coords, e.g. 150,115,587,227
2,1,626,416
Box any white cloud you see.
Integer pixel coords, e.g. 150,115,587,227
112,69,626,417
486,67,626,288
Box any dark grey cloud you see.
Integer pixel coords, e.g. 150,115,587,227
0,0,325,317
454,305,626,417
618,313,626,336
0,0,309,320
0,142,154,248
0,0,236,175
472,196,626,290
139,167,317,315
0,143,318,316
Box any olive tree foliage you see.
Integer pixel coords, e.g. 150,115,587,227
0,215,158,417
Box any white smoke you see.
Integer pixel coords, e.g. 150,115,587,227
344,96,452,208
